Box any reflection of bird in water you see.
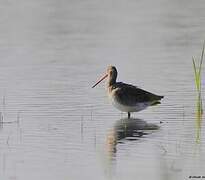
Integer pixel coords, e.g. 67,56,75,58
103,118,159,179
92,66,163,118
106,118,159,155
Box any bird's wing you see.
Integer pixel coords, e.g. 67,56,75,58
113,82,163,106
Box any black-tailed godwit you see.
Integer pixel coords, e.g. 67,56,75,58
92,66,163,118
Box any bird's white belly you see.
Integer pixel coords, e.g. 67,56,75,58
110,96,149,112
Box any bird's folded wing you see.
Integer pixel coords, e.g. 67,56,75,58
114,83,162,106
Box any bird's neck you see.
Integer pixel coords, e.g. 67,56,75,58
107,77,116,88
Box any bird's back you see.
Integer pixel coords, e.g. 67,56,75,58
111,82,163,107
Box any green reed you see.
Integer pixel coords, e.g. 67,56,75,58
192,41,204,143
192,42,204,94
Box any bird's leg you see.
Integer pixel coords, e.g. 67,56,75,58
128,112,130,119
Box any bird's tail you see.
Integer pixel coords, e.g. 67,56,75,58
151,101,161,106
157,95,164,100
151,95,164,106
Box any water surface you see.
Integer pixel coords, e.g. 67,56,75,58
0,0,205,179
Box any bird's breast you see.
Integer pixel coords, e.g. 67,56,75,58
107,87,149,112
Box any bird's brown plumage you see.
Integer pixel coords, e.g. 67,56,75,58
112,82,163,106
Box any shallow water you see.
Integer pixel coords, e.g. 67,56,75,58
0,0,205,180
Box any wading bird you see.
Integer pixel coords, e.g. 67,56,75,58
92,66,163,118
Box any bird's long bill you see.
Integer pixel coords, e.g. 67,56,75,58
92,74,108,88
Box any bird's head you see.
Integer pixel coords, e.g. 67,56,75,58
92,65,117,88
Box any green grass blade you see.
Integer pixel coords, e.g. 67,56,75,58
192,57,197,80
199,40,205,77
193,42,204,143
192,57,200,91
